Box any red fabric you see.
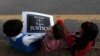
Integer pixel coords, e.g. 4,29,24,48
65,33,75,48
56,19,63,25
65,33,93,56
75,41,93,56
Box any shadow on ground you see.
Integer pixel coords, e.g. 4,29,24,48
0,19,100,56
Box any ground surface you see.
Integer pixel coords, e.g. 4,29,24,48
0,0,100,14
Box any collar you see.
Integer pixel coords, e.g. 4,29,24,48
11,33,23,41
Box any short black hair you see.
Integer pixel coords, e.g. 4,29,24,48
81,21,99,40
3,19,22,37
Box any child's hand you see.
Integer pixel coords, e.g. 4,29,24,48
47,27,54,40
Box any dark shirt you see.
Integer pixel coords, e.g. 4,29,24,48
72,37,89,50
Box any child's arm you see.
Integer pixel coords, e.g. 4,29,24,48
22,34,45,46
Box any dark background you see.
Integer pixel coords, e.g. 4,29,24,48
27,14,50,33
0,0,100,15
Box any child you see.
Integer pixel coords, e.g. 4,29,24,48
41,19,68,55
65,21,99,56
3,19,44,53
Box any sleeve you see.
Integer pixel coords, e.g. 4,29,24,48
65,33,76,48
22,34,45,46
71,37,80,50
71,36,83,50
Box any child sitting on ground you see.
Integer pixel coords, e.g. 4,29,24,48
65,21,99,56
41,19,68,55
3,19,44,53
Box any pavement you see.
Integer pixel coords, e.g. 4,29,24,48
0,0,100,14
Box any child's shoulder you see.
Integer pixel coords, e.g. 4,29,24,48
8,33,24,41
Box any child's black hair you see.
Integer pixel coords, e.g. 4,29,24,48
81,21,99,41
72,21,99,50
3,19,22,37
